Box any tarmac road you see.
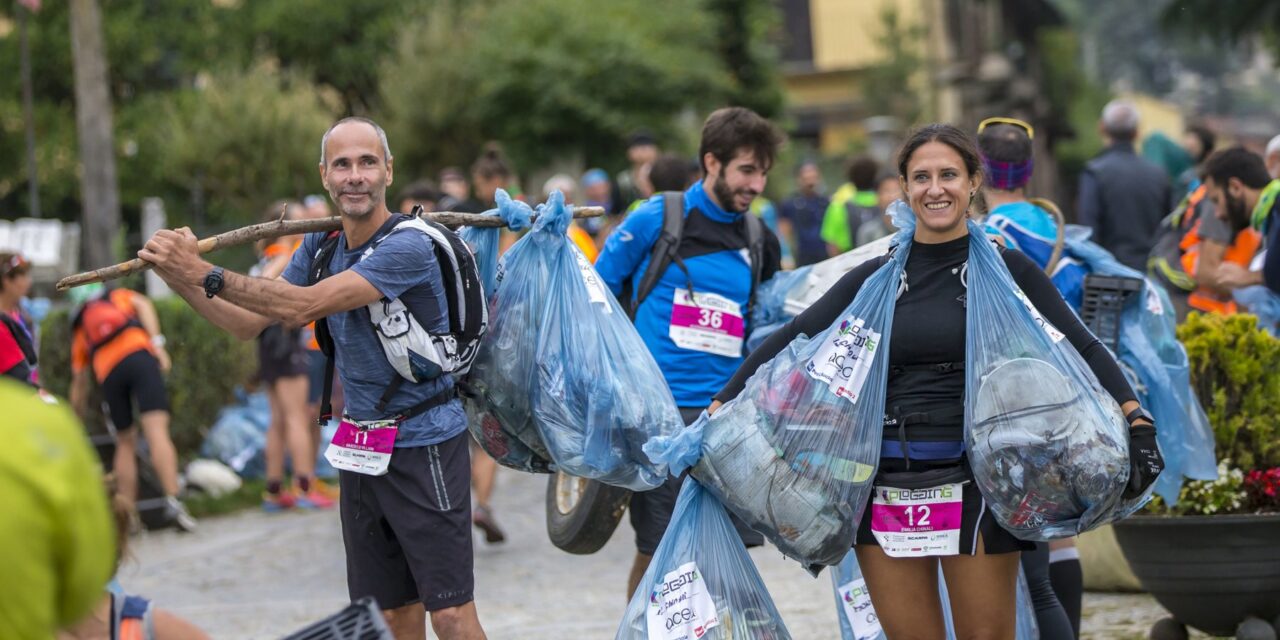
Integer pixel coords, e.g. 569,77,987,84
119,467,1201,639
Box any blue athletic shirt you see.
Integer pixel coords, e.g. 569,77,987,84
282,214,466,447
596,181,781,407
984,201,1088,311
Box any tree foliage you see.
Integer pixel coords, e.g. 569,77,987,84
1162,0,1280,59
861,5,927,125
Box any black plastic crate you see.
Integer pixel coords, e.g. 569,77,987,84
281,597,392,640
1080,274,1144,352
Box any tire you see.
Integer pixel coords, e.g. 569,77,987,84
545,471,632,555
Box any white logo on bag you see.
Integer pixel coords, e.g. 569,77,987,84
1015,289,1065,343
807,315,881,404
646,562,720,640
838,578,883,640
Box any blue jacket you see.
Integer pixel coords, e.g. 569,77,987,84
596,181,781,407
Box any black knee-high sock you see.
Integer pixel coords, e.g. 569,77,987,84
1049,550,1084,639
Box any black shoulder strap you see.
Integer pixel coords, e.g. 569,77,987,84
627,191,687,319
309,231,343,424
0,314,36,366
742,210,765,322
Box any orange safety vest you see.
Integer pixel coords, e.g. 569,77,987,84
1179,185,1263,314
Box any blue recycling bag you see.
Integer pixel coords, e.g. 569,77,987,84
1065,236,1217,503
466,191,681,488
965,219,1148,539
1234,284,1280,336
617,478,791,640
530,192,682,490
459,188,532,296
646,202,918,569
831,550,1038,640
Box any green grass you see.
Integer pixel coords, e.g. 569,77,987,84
184,479,267,518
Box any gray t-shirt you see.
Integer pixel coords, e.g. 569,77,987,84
1193,197,1234,244
283,215,466,447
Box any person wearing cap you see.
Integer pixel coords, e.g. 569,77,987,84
581,168,614,237
614,130,659,212
0,252,38,385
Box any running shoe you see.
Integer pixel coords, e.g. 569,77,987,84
262,490,297,512
294,490,336,510
472,505,506,543
311,478,340,501
163,496,198,533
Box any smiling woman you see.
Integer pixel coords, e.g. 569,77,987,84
897,124,985,244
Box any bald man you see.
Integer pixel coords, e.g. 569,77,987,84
1076,100,1173,270
1265,134,1280,180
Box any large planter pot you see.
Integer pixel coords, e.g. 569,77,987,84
1113,513,1280,637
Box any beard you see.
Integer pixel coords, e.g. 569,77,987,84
332,189,380,218
712,168,756,213
1226,192,1250,232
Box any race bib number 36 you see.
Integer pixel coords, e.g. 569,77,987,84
838,578,883,640
669,289,745,358
646,561,720,640
806,315,881,404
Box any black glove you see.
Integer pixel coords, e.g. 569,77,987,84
1123,424,1164,499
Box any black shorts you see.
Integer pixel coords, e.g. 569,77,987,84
854,457,1033,555
101,350,170,430
257,325,309,384
339,430,474,611
629,407,765,556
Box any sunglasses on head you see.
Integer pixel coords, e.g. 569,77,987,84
978,117,1035,140
0,254,28,276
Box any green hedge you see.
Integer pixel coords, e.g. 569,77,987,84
39,295,257,459
1177,312,1280,470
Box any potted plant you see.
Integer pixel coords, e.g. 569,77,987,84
1113,313,1280,639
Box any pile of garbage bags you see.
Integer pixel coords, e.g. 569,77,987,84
463,191,682,490
200,389,337,480
964,219,1148,538
617,479,791,640
648,203,919,569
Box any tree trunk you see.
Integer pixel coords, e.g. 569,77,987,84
69,0,121,269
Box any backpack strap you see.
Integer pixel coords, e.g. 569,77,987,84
309,230,343,424
1,314,36,367
742,210,765,324
627,191,687,319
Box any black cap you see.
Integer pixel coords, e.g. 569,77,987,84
627,130,657,148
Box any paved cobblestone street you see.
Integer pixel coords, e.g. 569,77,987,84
120,468,1201,639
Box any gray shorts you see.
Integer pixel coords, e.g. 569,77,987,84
339,430,474,611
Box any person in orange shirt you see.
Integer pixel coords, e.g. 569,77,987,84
68,283,196,532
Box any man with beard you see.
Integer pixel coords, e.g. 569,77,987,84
1204,147,1280,297
138,117,486,640
595,106,784,600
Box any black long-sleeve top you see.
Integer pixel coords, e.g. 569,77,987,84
716,234,1137,414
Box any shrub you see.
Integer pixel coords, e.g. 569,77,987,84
39,294,256,458
1176,312,1280,471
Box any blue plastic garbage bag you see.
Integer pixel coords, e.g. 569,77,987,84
200,391,270,478
465,191,682,487
1235,284,1280,336
1066,237,1217,503
459,188,532,296
965,219,1147,539
647,202,918,569
831,550,1038,640
531,192,682,490
752,266,813,330
617,478,791,640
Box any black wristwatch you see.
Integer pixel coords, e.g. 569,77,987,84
1125,407,1154,426
203,266,226,298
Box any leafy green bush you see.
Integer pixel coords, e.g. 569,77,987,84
39,295,256,459
1177,312,1280,471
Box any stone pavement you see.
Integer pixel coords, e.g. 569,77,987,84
120,467,1199,639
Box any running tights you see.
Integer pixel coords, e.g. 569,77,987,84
1049,546,1084,638
1021,542,1075,640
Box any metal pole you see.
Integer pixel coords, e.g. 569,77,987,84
18,1,41,218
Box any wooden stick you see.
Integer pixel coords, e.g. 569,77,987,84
56,206,604,291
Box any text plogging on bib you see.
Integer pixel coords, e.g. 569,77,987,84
806,315,882,404
669,289,745,358
324,418,399,476
646,561,721,640
837,578,883,640
870,482,965,557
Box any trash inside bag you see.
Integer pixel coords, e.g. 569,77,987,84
465,191,681,488
200,391,270,479
831,550,1039,640
1065,235,1217,503
965,219,1146,539
617,478,791,640
647,202,918,569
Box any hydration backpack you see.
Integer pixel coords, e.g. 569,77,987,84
71,289,143,359
309,208,487,419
